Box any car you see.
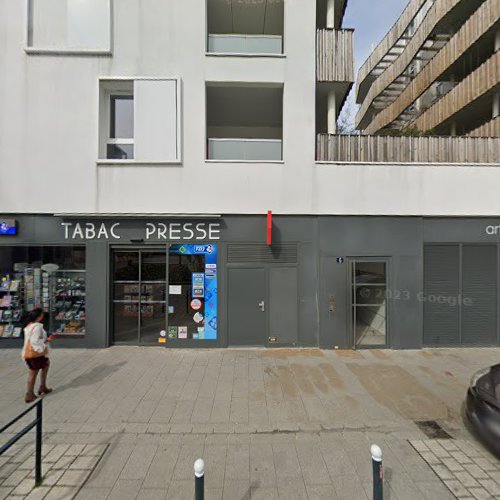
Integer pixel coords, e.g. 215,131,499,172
465,363,500,458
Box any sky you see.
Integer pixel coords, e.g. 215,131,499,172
341,0,410,130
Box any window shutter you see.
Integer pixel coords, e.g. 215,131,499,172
134,80,179,162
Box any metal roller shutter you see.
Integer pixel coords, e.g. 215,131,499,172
461,245,497,346
423,245,460,346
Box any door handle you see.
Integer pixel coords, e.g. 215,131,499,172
329,295,336,313
258,301,265,312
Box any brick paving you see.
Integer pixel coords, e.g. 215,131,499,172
0,347,499,499
0,443,107,499
411,439,500,499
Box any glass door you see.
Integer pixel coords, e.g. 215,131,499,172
350,259,389,348
112,250,167,344
139,251,167,344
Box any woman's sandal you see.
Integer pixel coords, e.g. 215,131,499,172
25,392,37,403
38,386,53,396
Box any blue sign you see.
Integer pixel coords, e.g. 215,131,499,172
170,244,218,340
0,219,17,236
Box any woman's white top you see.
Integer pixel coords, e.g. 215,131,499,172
22,322,49,359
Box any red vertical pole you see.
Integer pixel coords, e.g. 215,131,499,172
267,211,272,246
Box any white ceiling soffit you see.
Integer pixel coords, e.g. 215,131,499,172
208,0,284,35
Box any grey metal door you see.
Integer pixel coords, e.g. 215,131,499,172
461,245,497,345
423,244,498,346
269,267,298,345
228,267,267,346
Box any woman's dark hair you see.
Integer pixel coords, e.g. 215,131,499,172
24,308,45,326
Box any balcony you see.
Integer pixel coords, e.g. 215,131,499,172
316,29,355,83
317,134,500,164
207,0,284,56
206,84,283,162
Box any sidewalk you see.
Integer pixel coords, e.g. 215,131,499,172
1,347,499,499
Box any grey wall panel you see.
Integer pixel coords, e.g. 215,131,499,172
319,217,423,349
85,241,109,348
461,245,497,345
320,256,349,348
423,245,460,346
269,267,298,345
423,218,500,244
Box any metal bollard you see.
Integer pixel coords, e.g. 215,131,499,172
194,458,204,500
371,444,383,500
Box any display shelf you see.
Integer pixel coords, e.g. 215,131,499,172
0,274,24,339
49,271,86,335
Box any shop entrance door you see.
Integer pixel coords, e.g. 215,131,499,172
349,259,389,348
228,267,267,345
112,250,167,345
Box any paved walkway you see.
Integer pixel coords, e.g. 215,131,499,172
0,347,499,499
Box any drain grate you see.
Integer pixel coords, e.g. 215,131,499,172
414,420,453,439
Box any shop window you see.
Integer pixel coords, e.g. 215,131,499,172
0,246,86,340
168,245,218,340
27,0,111,53
99,79,181,163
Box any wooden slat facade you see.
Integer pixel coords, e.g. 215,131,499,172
316,134,500,164
363,0,500,134
411,52,499,132
356,0,461,128
356,0,427,94
316,29,355,83
468,117,500,137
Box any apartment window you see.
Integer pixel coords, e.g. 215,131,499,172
207,0,285,55
99,79,181,163
27,0,111,53
108,96,134,160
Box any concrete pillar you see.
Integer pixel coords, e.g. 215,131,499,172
326,0,335,29
327,91,337,134
493,93,500,119
495,27,500,52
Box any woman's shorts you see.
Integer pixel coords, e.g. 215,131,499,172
25,357,50,371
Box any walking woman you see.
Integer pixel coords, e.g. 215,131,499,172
22,308,56,403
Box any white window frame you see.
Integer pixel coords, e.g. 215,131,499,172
25,0,113,56
98,77,183,165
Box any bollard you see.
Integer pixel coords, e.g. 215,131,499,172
194,458,204,500
371,444,383,500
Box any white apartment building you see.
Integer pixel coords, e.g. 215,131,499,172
0,0,499,350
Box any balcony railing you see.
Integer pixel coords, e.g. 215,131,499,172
316,29,354,83
363,0,499,134
207,34,283,55
468,117,500,138
317,134,500,164
356,0,428,92
411,51,500,133
208,138,283,161
356,0,461,129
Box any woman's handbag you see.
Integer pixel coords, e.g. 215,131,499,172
24,325,48,359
